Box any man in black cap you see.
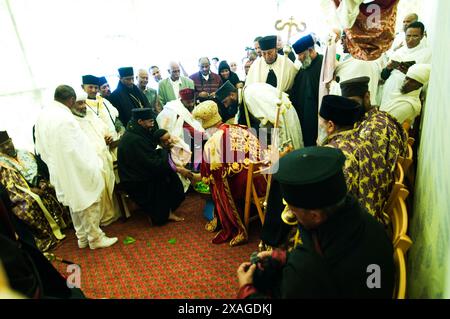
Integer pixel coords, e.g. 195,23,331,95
214,80,241,124
98,76,111,100
339,77,408,220
109,67,153,125
289,34,324,147
246,35,298,92
117,108,186,225
319,94,401,222
237,147,394,298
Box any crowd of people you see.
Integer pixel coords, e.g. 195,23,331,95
0,11,432,298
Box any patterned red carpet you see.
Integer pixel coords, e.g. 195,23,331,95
51,193,261,299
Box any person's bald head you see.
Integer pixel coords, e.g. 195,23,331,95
137,69,149,90
403,13,419,32
168,62,181,81
198,57,210,76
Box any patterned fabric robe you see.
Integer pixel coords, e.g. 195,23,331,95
201,124,267,246
0,150,70,251
324,108,407,222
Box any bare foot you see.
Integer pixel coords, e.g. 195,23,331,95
168,212,184,222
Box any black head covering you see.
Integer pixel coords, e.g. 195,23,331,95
274,147,347,209
215,80,236,102
319,95,363,126
98,76,108,86
340,76,370,98
0,131,9,144
259,35,277,50
81,75,99,86
131,108,154,121
118,67,134,78
152,129,168,145
218,61,230,74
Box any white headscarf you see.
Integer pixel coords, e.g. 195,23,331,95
407,64,431,85
75,90,88,102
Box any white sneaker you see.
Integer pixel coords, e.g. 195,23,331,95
78,240,88,249
89,236,118,250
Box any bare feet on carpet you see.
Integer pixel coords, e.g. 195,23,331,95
168,212,184,222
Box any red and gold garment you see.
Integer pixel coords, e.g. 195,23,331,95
201,124,267,246
334,0,400,61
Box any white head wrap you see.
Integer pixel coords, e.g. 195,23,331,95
75,89,88,102
407,64,431,85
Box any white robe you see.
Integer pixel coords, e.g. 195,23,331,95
242,83,304,150
76,113,120,226
334,53,383,105
35,101,104,212
380,40,432,107
156,99,204,143
85,96,120,140
380,88,422,125
245,55,298,93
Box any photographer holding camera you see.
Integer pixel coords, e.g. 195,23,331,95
237,147,395,299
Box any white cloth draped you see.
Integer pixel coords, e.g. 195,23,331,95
380,88,422,125
245,55,298,93
35,101,104,212
156,99,204,142
380,40,432,107
243,83,304,150
76,113,120,226
335,54,383,105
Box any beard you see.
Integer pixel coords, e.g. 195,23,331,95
301,53,312,69
317,124,329,145
72,109,87,118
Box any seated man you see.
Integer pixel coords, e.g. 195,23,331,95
192,101,267,247
237,147,394,298
0,131,69,252
319,95,396,223
380,64,431,131
117,108,186,225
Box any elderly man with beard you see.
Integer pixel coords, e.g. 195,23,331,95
117,108,186,225
35,85,118,250
289,34,324,147
71,90,120,227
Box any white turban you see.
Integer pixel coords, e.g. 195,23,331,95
75,90,88,102
407,64,431,85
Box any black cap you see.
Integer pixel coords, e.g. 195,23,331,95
98,76,108,86
340,76,370,98
131,108,154,121
215,80,236,102
274,147,347,209
82,75,99,85
292,34,315,54
0,131,10,144
259,35,277,50
319,95,363,126
118,67,134,78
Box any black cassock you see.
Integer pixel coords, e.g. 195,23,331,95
251,196,395,299
109,81,153,126
289,54,323,147
117,122,185,225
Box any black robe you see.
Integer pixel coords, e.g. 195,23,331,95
117,121,185,225
109,81,153,126
252,195,394,299
289,54,323,147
